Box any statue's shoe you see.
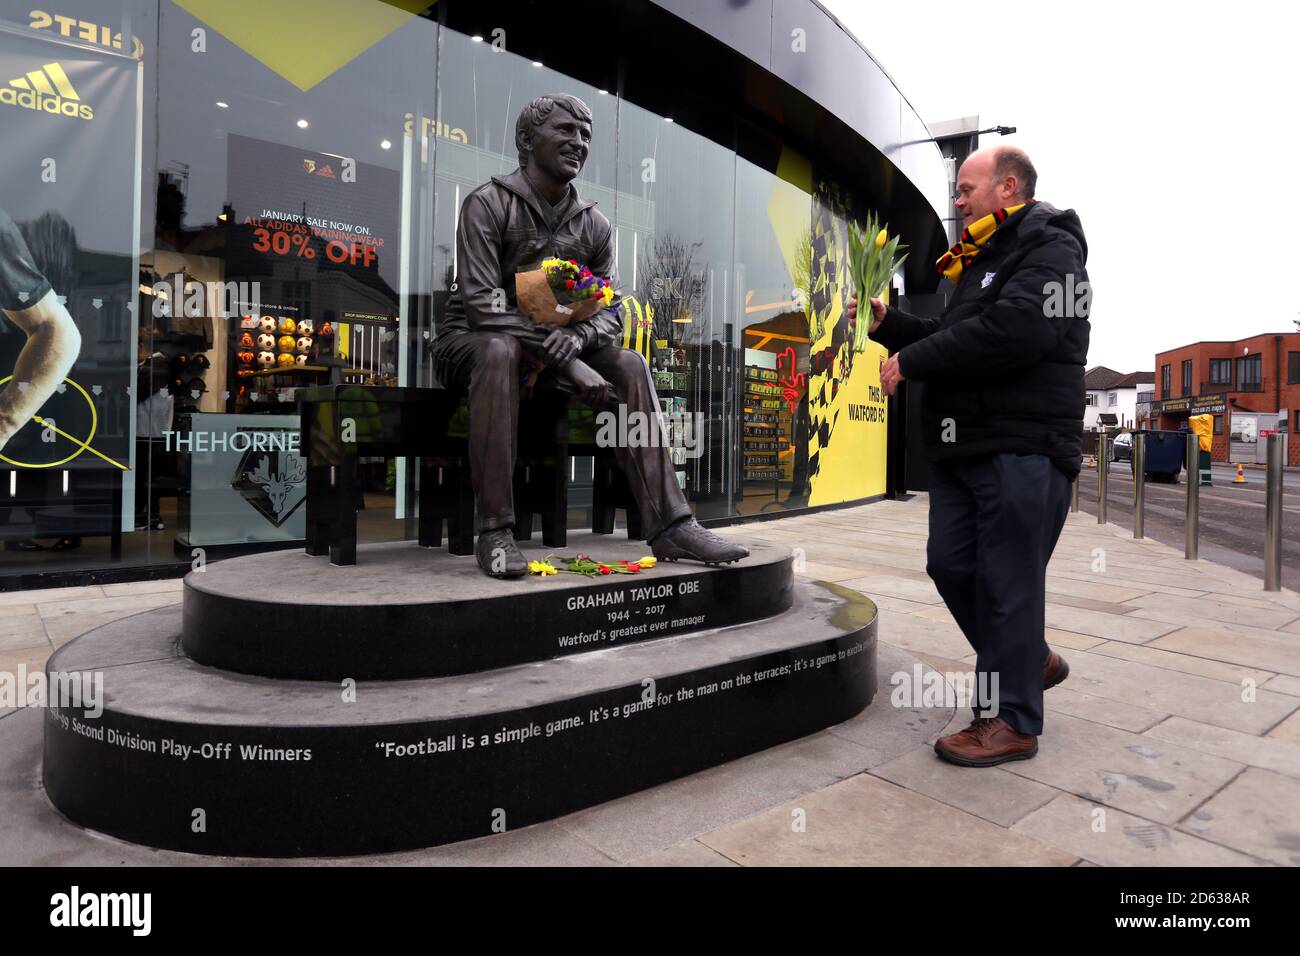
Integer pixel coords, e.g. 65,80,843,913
475,528,528,578
651,517,749,566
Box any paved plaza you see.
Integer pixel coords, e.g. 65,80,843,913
2,495,1298,866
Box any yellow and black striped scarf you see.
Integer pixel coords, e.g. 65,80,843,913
935,201,1032,283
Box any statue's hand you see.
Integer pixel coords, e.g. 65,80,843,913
566,358,612,405
541,328,581,367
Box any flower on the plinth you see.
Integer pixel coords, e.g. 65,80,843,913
638,555,657,568
528,559,557,576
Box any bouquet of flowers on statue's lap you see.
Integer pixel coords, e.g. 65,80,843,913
846,212,908,353
515,257,615,327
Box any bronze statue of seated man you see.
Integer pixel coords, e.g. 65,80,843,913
431,93,748,578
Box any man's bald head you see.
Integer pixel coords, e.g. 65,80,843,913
954,146,1037,227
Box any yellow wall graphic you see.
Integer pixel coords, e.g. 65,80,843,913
804,184,888,505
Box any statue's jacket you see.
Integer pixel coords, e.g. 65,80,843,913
438,167,623,356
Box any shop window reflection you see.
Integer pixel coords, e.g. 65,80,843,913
150,0,438,559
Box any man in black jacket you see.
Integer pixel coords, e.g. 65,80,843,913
432,94,748,578
850,146,1089,766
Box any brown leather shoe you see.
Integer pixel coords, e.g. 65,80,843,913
935,717,1038,767
1043,649,1070,689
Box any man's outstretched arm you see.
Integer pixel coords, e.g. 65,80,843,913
0,290,82,451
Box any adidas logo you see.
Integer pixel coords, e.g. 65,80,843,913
1,62,93,120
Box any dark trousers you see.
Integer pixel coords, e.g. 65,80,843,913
430,330,692,538
926,453,1071,735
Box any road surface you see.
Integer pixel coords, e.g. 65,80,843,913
1074,461,1300,592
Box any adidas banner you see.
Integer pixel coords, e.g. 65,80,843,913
0,24,140,476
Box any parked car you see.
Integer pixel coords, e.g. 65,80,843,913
1111,432,1132,462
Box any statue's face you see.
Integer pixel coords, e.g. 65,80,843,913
529,107,591,182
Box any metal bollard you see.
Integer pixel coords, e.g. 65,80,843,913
1133,431,1146,539
1265,433,1284,591
1097,432,1109,524
1185,433,1199,559
1071,474,1079,513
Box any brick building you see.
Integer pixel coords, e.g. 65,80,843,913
1149,332,1300,465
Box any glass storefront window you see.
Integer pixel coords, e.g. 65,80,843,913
735,148,812,515
148,0,438,561
613,99,736,518
0,2,918,587
1,0,153,578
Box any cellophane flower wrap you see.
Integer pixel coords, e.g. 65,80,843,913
846,213,908,353
515,257,616,327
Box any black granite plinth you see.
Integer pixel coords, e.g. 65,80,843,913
182,533,793,680
43,579,876,858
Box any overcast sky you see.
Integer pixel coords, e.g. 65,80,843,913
825,0,1297,374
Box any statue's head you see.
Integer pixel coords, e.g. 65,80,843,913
515,94,593,183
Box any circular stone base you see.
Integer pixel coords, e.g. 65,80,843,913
43,578,876,857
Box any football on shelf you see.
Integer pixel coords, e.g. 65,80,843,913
256,351,276,368
295,354,308,366
296,319,313,334
237,351,254,364
277,335,296,352
239,315,258,329
278,317,297,335
276,353,296,368
259,316,278,333
295,336,312,353
319,322,333,336
256,333,276,350
239,332,255,349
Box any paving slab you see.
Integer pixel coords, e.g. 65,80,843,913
1088,640,1276,687
626,841,739,867
1045,629,1108,651
1043,604,1179,645
1148,626,1300,678
838,573,944,606
1057,648,1294,735
874,606,974,652
1177,768,1300,866
0,616,48,653
1044,684,1165,734
1012,793,1264,867
1119,592,1299,630
870,746,1060,827
0,585,103,608
1267,710,1300,746
100,579,185,598
696,774,1077,867
1261,674,1300,697
551,730,875,863
36,591,182,621
1144,716,1300,779
997,712,1243,825
1044,576,1158,604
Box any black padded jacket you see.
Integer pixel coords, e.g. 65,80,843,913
871,201,1090,478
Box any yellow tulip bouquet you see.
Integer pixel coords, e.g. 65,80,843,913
846,213,908,353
